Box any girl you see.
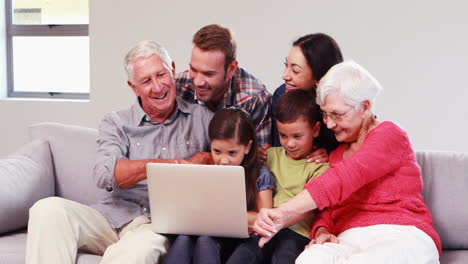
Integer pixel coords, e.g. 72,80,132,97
163,108,275,264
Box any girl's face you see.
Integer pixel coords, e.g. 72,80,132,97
282,46,317,92
211,138,252,166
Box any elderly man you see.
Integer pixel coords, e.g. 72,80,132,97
177,24,272,148
25,40,213,264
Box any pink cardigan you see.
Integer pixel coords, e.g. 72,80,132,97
305,121,442,256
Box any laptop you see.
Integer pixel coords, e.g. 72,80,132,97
146,163,249,238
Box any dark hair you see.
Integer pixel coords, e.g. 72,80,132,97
193,24,237,71
293,33,343,82
208,108,259,211
276,89,320,126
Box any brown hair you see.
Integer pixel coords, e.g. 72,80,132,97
208,108,259,211
276,89,320,126
192,24,237,71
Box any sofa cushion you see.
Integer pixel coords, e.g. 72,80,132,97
417,151,468,250
29,122,106,206
0,140,54,235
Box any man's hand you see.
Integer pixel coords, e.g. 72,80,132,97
253,207,286,247
188,152,214,165
258,144,271,163
306,147,329,163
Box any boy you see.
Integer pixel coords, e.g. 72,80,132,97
227,89,329,263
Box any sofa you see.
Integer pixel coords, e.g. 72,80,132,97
0,122,467,264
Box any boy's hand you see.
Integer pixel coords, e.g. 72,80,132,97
306,147,328,163
258,144,271,163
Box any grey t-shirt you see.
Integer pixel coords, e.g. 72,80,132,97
91,98,213,228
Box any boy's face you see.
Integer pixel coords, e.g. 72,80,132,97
277,118,320,160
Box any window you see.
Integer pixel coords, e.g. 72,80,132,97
5,0,89,99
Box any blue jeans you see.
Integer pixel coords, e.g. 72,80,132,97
163,235,229,264
226,228,310,264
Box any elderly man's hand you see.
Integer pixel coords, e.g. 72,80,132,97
188,152,214,165
253,207,286,247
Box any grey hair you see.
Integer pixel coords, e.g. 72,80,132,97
316,60,382,113
124,40,173,83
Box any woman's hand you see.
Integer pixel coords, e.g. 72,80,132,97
253,207,286,247
306,147,329,163
305,227,338,249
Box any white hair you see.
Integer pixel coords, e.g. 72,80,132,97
316,60,382,112
124,40,173,83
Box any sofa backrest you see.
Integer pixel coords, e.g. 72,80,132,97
29,122,107,206
416,150,468,250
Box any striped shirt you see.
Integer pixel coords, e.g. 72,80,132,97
176,67,272,146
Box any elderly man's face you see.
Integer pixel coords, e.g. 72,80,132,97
129,54,176,122
320,93,364,143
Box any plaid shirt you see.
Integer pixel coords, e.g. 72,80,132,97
176,67,272,146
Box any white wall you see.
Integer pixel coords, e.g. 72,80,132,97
1,0,468,156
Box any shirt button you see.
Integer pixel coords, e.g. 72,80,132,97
136,142,140,146
162,147,166,151
143,207,148,212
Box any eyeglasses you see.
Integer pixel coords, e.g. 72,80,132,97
320,107,353,123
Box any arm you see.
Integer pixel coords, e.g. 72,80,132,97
114,158,186,188
248,189,273,234
305,122,411,209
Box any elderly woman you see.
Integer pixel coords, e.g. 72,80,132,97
254,61,441,263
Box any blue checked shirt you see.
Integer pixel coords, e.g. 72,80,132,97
176,67,272,146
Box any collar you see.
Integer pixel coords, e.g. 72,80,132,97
130,97,191,126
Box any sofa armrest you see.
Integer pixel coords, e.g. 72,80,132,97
0,140,55,235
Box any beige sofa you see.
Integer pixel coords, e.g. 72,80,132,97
0,122,467,263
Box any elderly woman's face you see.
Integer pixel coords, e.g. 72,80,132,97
320,93,365,143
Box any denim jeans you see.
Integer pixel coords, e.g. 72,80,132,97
163,234,238,264
226,228,310,264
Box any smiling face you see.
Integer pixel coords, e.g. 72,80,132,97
320,93,365,143
189,45,237,109
128,54,177,122
277,118,320,160
211,138,252,166
282,46,317,92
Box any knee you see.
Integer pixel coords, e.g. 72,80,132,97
195,235,219,249
137,230,169,256
29,197,68,219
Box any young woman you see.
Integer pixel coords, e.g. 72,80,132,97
260,33,344,163
163,108,275,264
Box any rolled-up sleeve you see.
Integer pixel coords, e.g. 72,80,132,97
92,112,129,192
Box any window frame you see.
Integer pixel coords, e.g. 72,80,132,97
5,0,89,99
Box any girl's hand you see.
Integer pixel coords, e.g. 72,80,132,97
305,227,338,249
306,147,328,163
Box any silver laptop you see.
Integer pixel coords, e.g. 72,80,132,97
146,163,249,238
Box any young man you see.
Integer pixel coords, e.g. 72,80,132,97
227,90,328,264
176,24,272,148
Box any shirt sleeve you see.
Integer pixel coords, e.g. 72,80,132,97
248,90,272,147
256,166,276,192
305,122,411,210
92,112,129,192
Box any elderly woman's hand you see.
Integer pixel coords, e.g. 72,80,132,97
305,227,339,249
253,207,286,247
